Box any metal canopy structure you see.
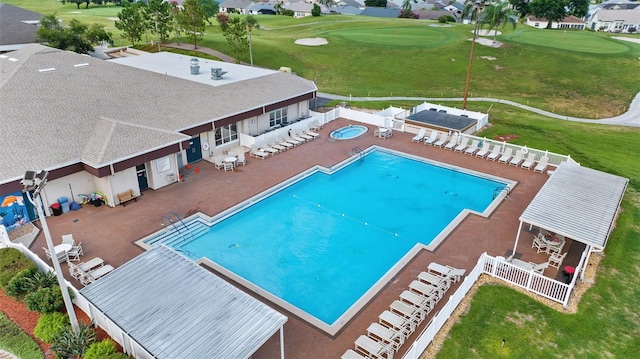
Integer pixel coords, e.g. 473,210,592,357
518,161,628,250
80,245,287,359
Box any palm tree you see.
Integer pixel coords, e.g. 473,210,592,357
481,2,517,42
244,15,259,66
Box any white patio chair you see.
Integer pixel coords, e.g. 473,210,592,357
236,152,247,166
548,252,567,269
532,233,548,253
61,234,75,246
67,242,84,261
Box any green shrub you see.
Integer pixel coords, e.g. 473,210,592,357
85,339,117,359
437,15,456,23
5,266,38,299
24,286,66,313
34,312,69,343
51,322,96,359
0,248,36,288
104,353,132,359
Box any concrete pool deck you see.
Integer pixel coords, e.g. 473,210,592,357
30,118,583,358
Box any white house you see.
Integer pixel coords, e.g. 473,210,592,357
526,15,586,30
219,0,252,14
588,9,640,32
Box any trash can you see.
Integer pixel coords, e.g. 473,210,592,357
50,203,62,216
58,197,70,213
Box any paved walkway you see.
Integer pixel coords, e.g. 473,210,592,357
163,43,640,127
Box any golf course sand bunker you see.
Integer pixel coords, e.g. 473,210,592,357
295,38,329,46
471,37,503,48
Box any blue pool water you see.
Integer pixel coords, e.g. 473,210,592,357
165,150,505,326
330,125,368,139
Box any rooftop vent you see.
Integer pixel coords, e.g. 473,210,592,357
211,67,227,80
190,58,200,75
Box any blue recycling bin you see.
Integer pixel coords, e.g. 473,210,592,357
58,196,70,213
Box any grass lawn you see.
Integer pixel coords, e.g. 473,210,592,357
0,312,43,359
5,1,640,117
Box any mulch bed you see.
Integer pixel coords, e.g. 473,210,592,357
0,289,114,358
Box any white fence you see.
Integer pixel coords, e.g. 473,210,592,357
402,251,582,359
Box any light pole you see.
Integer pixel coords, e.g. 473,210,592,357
462,0,486,110
22,170,79,332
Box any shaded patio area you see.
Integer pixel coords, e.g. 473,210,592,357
29,118,568,358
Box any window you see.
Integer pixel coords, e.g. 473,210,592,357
269,107,287,127
215,124,237,146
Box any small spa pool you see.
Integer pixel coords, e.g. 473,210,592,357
330,125,368,140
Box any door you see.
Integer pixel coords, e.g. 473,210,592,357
186,136,202,163
136,164,149,191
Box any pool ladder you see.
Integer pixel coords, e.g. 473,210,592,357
161,211,192,242
493,186,510,199
351,147,364,162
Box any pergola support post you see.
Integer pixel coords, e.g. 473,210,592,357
510,221,524,260
280,326,285,359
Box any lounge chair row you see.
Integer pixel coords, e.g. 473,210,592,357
413,129,549,173
342,263,466,359
249,128,320,159
69,257,115,286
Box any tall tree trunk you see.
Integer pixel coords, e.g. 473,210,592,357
249,30,253,66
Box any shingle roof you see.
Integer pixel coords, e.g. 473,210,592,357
593,8,640,22
0,3,42,50
80,245,287,359
0,45,316,184
520,161,628,249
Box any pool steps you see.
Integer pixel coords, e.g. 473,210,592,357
145,217,210,248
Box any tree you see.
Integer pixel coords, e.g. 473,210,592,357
170,1,184,45
145,0,173,51
197,0,220,25
178,0,205,49
37,14,110,54
221,17,248,64
364,0,387,7
509,0,589,28
115,1,146,46
312,4,321,16
401,0,415,11
244,15,259,66
318,0,334,10
482,2,517,42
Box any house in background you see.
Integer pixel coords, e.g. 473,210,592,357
526,15,586,30
0,44,316,213
588,8,640,32
219,0,252,14
0,3,43,52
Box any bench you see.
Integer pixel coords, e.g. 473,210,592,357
116,189,138,207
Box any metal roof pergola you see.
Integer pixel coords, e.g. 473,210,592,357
511,161,629,277
81,245,287,359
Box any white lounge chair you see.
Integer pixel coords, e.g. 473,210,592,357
69,257,104,280
444,134,459,150
454,138,471,153
367,322,405,351
433,133,449,148
498,148,514,164
304,129,320,138
418,271,450,290
296,131,314,141
390,299,425,325
400,289,436,312
412,128,426,143
423,131,439,145
81,264,114,286
286,136,303,146
341,349,367,359
379,310,415,336
354,335,394,359
464,140,481,155
474,142,491,158
409,280,442,300
486,145,502,161
521,153,537,169
250,146,269,159
271,143,287,152
508,150,524,167
534,156,549,173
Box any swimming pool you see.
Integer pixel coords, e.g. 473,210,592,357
330,125,368,139
140,148,514,334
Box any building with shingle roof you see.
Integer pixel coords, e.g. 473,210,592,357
0,44,316,212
